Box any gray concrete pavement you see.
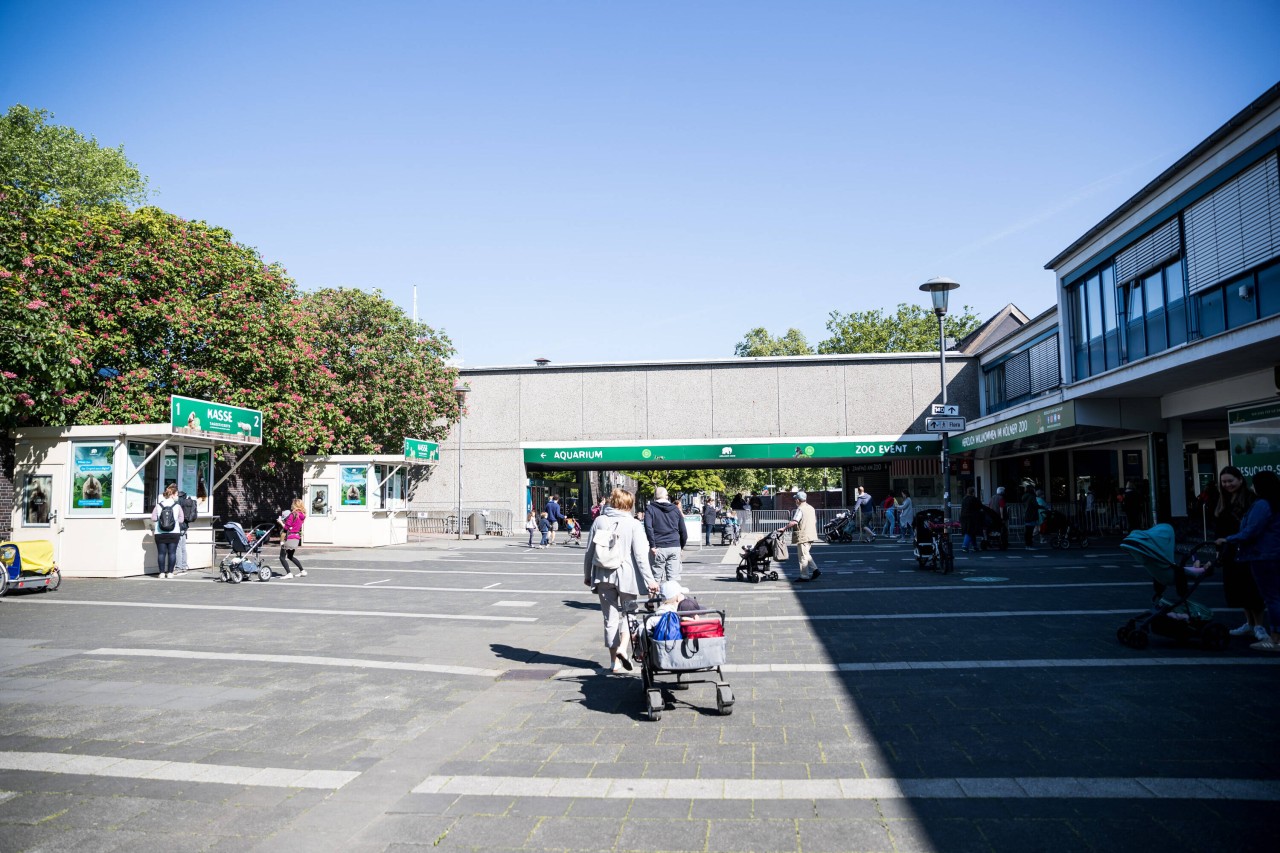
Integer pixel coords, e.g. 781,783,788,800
0,536,1276,851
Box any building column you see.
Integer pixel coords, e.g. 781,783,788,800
1165,417,1187,518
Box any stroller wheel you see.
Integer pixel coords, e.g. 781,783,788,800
1116,624,1133,644
1124,630,1149,650
228,567,244,584
257,564,272,582
1202,622,1230,651
768,571,779,581
749,572,760,584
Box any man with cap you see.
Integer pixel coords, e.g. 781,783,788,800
644,486,688,583
779,490,821,582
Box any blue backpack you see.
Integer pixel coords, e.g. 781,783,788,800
651,611,682,641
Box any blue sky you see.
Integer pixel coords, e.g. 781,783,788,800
3,1,1279,366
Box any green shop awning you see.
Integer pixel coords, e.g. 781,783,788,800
949,403,1076,454
523,436,940,469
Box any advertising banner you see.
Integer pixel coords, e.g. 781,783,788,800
340,465,369,507
170,395,263,444
1228,401,1280,481
71,442,114,513
950,402,1077,453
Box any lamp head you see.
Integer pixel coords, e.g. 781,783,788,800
453,381,470,404
918,276,960,316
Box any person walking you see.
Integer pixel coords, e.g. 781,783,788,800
959,487,982,552
854,486,876,542
584,488,659,672
1021,485,1039,549
536,512,550,548
278,498,307,578
150,483,184,579
1215,466,1269,642
881,492,897,538
702,498,718,546
897,490,915,541
780,490,821,582
730,492,747,534
643,486,688,583
1217,469,1280,651
545,494,565,545
524,510,537,547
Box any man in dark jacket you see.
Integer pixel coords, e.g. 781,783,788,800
644,487,688,583
545,495,565,546
702,499,718,546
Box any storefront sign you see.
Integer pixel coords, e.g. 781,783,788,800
404,438,440,462
170,395,263,444
522,438,939,466
950,402,1076,453
1228,401,1280,480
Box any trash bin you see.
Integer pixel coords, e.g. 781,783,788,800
467,512,485,538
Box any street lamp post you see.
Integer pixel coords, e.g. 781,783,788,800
919,276,960,572
454,382,469,541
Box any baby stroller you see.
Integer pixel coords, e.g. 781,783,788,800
1042,510,1089,549
718,514,741,545
978,505,1008,551
912,508,954,573
736,530,783,583
626,602,734,721
1116,524,1228,651
219,521,277,583
823,510,854,543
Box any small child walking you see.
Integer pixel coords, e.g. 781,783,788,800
279,498,307,578
525,510,537,546
536,512,550,548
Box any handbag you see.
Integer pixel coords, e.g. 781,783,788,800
680,614,724,639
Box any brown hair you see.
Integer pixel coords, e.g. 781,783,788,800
608,487,635,513
163,483,178,498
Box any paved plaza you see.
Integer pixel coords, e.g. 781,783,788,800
0,534,1276,852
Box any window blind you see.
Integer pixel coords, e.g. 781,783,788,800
1116,219,1180,283
1185,152,1280,293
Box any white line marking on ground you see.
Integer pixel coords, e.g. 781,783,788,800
550,656,1280,679
412,774,1280,801
0,751,360,789
86,648,503,678
483,583,502,589
29,599,536,622
363,579,391,586
491,601,535,608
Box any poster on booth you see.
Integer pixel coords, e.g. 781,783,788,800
72,442,114,514
340,466,368,507
1228,402,1280,482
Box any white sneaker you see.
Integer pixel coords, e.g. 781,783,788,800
281,573,294,579
298,570,307,577
1229,622,1254,636
1255,625,1271,642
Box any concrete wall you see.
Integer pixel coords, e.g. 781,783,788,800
421,354,979,517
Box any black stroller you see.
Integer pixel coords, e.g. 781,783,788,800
1116,524,1228,650
822,510,855,543
978,505,1008,551
736,530,783,583
912,508,954,573
219,521,276,583
1042,510,1089,549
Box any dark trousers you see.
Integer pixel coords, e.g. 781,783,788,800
280,545,302,572
155,538,178,574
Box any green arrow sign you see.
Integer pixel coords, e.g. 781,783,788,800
523,438,937,466
404,438,440,462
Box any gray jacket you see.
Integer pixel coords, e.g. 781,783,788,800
584,506,656,596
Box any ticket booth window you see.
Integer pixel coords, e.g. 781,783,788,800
125,441,160,515
372,464,407,510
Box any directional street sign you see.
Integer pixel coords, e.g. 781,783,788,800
931,404,960,417
925,416,966,433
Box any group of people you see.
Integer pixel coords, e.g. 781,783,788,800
151,486,306,578
1212,466,1280,651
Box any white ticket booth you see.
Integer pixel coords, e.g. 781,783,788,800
9,400,263,577
302,440,438,547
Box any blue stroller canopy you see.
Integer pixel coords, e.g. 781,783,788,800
1120,524,1177,585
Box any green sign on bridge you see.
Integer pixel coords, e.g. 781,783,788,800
523,437,938,467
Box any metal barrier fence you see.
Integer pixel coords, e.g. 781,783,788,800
408,508,515,538
737,502,1134,538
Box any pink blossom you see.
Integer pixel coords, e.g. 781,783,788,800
70,357,82,366
2,371,17,379
25,300,48,310
21,256,34,267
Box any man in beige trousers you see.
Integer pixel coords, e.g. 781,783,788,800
779,490,821,583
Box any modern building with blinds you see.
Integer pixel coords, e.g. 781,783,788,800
961,82,1280,525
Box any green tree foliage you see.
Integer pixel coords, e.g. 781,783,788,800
625,469,726,502
301,287,459,454
818,302,983,354
0,105,148,209
721,466,842,497
0,203,458,460
733,327,813,357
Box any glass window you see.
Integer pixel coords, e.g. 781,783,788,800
1101,267,1119,369
1259,259,1280,319
1073,285,1089,380
125,442,158,514
179,447,212,516
1087,274,1104,375
1166,259,1187,346
22,474,53,526
1199,285,1225,337
162,447,179,491
1125,282,1146,361
1226,273,1259,330
1145,270,1167,353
